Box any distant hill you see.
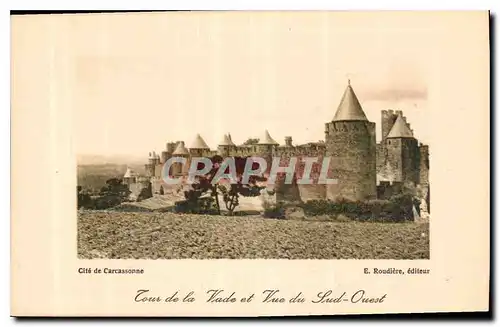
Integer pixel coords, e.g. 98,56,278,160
77,161,146,193
77,154,145,166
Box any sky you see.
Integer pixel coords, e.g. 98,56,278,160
68,11,437,158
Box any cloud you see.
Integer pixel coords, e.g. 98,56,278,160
362,87,428,102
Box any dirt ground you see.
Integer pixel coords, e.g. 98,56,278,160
78,211,430,260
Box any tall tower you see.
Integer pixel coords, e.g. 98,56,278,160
385,114,419,187
161,142,176,164
171,141,189,176
324,81,377,201
123,167,136,185
218,134,236,157
256,130,278,173
145,152,156,177
189,134,210,157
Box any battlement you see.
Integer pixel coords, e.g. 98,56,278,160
381,110,399,140
166,142,177,154
134,81,428,205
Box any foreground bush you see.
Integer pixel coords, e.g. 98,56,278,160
77,178,133,210
300,194,419,222
262,201,286,219
174,197,220,215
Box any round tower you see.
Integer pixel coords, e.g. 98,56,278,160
171,141,189,176
217,133,236,157
325,81,377,201
123,167,137,185
256,130,278,174
189,134,210,158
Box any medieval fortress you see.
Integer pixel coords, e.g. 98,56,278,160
123,81,430,217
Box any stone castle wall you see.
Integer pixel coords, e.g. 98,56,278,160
134,108,429,205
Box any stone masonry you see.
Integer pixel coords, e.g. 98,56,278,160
124,81,430,214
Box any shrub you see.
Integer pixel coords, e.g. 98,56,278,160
174,197,219,215
78,178,135,210
300,194,418,222
77,186,94,209
137,183,153,202
262,201,286,219
93,195,123,210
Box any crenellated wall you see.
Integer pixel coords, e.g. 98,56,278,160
135,109,428,206
381,110,398,140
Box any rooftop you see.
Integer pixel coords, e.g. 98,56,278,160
172,141,189,155
386,114,414,138
190,134,210,149
332,81,369,122
257,130,279,145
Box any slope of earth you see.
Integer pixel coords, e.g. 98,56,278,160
78,211,429,260
113,195,184,212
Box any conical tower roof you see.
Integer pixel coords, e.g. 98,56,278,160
123,167,135,178
258,130,279,145
386,114,414,138
173,141,189,155
219,134,236,146
333,81,368,121
190,134,210,149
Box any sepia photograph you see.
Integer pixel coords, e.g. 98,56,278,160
75,11,431,260
11,9,490,317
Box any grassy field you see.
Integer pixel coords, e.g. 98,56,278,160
78,211,430,260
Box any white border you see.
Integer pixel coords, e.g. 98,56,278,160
4,1,497,325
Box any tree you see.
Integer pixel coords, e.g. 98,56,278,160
182,156,267,215
91,178,132,209
99,178,131,199
242,138,259,146
137,182,153,201
77,185,93,209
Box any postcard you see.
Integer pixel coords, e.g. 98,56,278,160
11,10,490,316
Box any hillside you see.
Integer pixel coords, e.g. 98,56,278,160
77,163,146,192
